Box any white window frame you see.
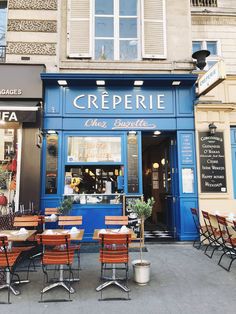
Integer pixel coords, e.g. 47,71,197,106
92,0,141,61
192,39,221,70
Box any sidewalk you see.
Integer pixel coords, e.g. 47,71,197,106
1,243,236,314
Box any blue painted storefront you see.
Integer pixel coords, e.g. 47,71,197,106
41,74,198,241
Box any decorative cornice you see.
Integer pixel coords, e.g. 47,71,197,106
8,0,57,10
6,42,56,55
8,20,57,33
192,15,236,25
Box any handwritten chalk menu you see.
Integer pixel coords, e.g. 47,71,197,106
45,135,58,194
199,132,226,193
127,134,139,193
124,195,143,235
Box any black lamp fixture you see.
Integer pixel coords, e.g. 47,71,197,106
208,122,217,135
192,50,210,70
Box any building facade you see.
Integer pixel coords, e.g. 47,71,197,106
191,0,236,215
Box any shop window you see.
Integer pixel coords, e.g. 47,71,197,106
192,40,220,70
45,134,58,194
67,136,121,163
67,0,166,60
0,1,7,62
0,127,18,212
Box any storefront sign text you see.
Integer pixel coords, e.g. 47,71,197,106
73,92,165,111
0,111,36,123
84,118,156,129
0,89,22,96
0,111,18,121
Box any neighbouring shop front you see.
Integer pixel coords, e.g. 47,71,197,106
41,73,198,242
0,64,45,213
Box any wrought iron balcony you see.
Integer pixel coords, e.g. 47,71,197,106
191,0,217,6
0,45,6,63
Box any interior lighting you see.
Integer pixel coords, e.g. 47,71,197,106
153,130,161,135
208,122,217,135
128,131,137,135
153,162,159,169
47,130,58,135
172,81,181,86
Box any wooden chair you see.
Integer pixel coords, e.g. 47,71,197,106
96,233,131,301
201,211,223,258
190,208,210,249
44,208,59,216
37,234,75,302
0,236,21,304
58,216,83,269
216,215,236,271
105,216,128,228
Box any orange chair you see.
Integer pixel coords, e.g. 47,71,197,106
37,234,75,302
105,216,128,228
96,233,131,300
44,208,59,216
0,236,21,304
58,216,82,270
190,208,210,249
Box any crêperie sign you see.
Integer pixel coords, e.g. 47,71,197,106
199,132,226,193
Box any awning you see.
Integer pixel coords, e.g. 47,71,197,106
0,101,40,123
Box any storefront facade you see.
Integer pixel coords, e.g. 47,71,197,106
41,73,198,241
0,64,45,212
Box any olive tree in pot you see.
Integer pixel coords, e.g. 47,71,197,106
58,196,73,215
130,197,155,285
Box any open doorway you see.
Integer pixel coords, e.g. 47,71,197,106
142,131,177,241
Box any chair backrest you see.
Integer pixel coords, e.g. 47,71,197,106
37,234,71,246
44,207,59,215
105,216,128,226
0,236,20,268
201,210,217,238
190,208,202,232
216,215,233,246
13,215,39,228
58,216,82,227
99,233,131,264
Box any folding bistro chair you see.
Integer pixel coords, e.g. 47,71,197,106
201,211,223,258
105,216,128,228
190,208,210,249
44,208,59,216
0,236,21,304
37,234,75,302
96,233,131,301
58,216,82,270
216,215,236,271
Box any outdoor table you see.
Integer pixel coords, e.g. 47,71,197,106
41,229,84,293
0,229,37,295
93,228,136,241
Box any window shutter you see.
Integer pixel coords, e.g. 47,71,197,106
67,0,91,58
141,0,167,59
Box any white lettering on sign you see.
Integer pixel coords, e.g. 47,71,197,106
0,112,18,121
83,118,156,130
73,92,165,111
0,89,22,95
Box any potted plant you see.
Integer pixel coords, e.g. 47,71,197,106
58,196,73,215
130,197,155,285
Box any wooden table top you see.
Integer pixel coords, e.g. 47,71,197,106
93,228,137,241
0,229,36,242
42,229,84,241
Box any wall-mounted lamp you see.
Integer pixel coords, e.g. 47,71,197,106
57,80,67,86
128,131,137,135
208,122,217,135
41,130,58,136
192,49,210,70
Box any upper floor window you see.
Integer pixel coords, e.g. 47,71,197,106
94,0,138,61
192,40,220,69
67,0,166,61
191,0,217,7
0,1,7,46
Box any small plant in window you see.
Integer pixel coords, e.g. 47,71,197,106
58,197,73,215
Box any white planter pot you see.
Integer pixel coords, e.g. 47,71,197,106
132,259,151,285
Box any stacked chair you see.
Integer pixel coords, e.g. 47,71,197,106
190,208,210,249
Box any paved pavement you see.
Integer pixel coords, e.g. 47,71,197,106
1,243,236,314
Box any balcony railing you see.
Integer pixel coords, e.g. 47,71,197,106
191,0,217,6
0,45,6,63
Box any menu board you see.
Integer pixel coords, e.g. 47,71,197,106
127,134,139,193
45,135,58,194
199,132,226,193
124,195,143,235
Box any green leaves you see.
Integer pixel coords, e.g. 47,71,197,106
130,197,155,220
58,197,73,215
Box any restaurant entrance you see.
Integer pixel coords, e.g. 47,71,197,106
142,132,177,241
